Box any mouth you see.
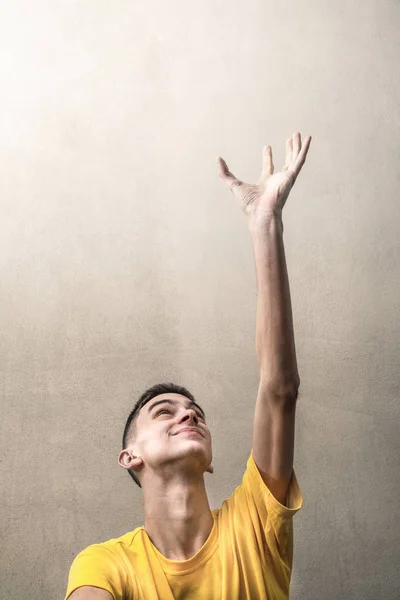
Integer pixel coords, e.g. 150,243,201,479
175,428,203,437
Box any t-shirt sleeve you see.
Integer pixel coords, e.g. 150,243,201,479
64,544,127,600
224,449,303,569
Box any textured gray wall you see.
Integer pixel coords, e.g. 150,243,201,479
1,1,399,599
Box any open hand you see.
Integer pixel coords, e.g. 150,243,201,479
217,132,312,231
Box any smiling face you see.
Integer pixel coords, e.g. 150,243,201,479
121,393,213,485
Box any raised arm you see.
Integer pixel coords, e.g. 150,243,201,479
217,132,312,505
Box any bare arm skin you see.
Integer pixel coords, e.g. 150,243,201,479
218,132,312,504
66,586,113,600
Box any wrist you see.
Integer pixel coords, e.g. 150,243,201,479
250,213,284,238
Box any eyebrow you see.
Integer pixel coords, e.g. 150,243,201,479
147,398,206,420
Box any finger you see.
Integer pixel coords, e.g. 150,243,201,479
217,157,242,192
262,144,274,176
283,138,293,171
257,145,274,184
292,132,301,161
292,136,312,177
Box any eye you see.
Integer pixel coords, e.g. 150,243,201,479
155,408,205,421
156,409,171,417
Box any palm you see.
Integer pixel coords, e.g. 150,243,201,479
218,132,312,228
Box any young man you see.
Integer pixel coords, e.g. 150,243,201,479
64,132,312,599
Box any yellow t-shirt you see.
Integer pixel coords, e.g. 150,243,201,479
64,449,303,599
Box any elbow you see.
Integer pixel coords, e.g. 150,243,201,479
261,377,300,401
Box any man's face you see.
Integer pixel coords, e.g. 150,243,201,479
132,393,213,481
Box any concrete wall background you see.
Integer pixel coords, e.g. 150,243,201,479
1,1,399,598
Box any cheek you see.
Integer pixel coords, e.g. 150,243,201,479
141,428,171,449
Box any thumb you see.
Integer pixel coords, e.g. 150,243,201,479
217,157,242,193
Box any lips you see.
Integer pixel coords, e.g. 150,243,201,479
175,427,203,437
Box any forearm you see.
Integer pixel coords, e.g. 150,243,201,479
251,215,300,394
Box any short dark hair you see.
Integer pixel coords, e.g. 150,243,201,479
122,382,196,489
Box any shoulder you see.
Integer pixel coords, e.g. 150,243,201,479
70,529,141,570
100,529,140,552
65,531,142,600
217,450,303,522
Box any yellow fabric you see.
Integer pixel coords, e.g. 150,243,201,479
64,450,303,599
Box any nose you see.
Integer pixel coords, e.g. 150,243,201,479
181,408,199,425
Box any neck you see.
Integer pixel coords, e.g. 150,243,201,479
142,475,214,561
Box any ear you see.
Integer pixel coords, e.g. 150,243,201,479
118,449,143,471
